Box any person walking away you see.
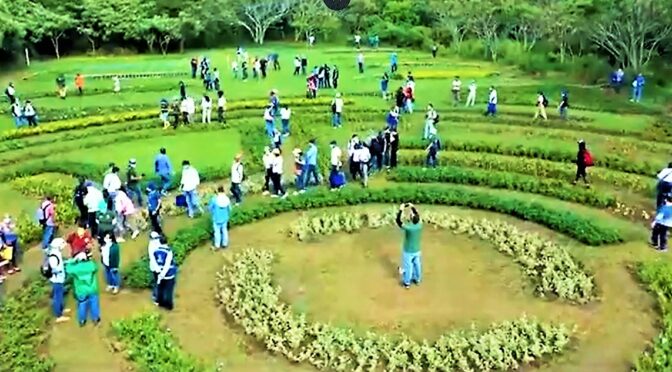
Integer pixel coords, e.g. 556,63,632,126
73,177,88,226
241,61,249,80
573,139,593,185
380,72,390,100
23,100,37,127
96,195,116,244
146,231,162,303
11,101,23,128
466,80,477,107
5,82,16,104
146,183,163,234
631,73,645,103
103,166,122,200
38,196,57,254
75,73,85,95
213,68,221,90
155,148,173,194
252,58,260,79
611,68,624,93
308,34,315,46
357,144,371,187
390,52,398,73
292,148,305,194
332,65,339,89
263,104,275,137
65,254,101,326
179,81,187,100
230,154,244,205
301,56,308,75
115,188,140,240
280,105,291,136
534,91,548,120
324,65,331,88
390,130,400,169
558,90,569,120
113,76,121,94
485,86,497,116
348,135,360,180
126,159,143,207
270,148,287,198
100,233,120,294
154,236,178,310
431,45,438,58
231,60,239,79
43,238,70,323
423,104,438,140
209,186,232,250
656,163,672,209
180,160,203,218
186,96,196,123
354,33,361,48
356,53,365,74
331,93,344,128
201,95,212,124
330,140,343,181
190,57,198,78
318,66,325,88
262,146,273,196
426,136,441,168
396,203,423,288
451,76,462,106
651,197,672,252
271,52,280,70
160,98,170,129
56,74,67,99
217,90,227,124
170,100,180,128
293,56,301,75
260,58,268,78
302,139,320,190
369,135,383,172
83,182,103,237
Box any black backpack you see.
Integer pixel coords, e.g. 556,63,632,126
40,254,60,279
433,113,440,124
542,96,549,107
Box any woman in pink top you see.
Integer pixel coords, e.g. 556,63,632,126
114,187,140,241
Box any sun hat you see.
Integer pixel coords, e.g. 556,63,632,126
129,158,137,165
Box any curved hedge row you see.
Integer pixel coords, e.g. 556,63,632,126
388,166,619,209
401,138,660,177
398,150,653,196
124,185,625,288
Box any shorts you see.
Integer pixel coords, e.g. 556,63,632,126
160,112,169,121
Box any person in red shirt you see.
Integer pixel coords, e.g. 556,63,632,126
66,222,93,259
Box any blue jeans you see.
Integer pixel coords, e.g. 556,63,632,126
302,164,319,189
332,112,342,127
13,116,24,128
401,251,422,285
633,87,643,102
51,282,65,317
295,173,304,190
230,182,242,204
157,276,176,310
281,119,290,134
423,120,436,139
265,120,275,137
42,225,55,251
183,189,201,218
127,184,143,206
104,266,120,288
77,294,101,325
486,103,497,116
213,222,229,248
426,153,437,168
559,107,568,119
158,174,172,192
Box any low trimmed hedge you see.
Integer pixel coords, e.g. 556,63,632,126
112,313,203,372
398,150,654,196
401,138,661,177
388,166,619,209
125,185,624,288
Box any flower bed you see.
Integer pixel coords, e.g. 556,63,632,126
288,209,596,303
217,249,573,371
388,166,620,209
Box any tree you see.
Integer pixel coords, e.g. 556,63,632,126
140,15,181,54
541,0,592,63
429,0,468,50
227,0,295,44
27,3,77,59
76,0,107,54
462,0,506,61
502,0,544,51
290,0,340,41
590,0,672,71
339,0,380,33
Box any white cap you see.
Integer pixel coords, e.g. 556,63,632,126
50,238,66,250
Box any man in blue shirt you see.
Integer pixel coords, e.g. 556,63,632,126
208,186,231,250
651,196,672,252
154,148,173,194
301,139,320,190
390,52,398,73
154,236,178,310
631,73,645,103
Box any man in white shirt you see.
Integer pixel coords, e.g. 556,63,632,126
331,93,344,128
356,53,364,73
280,105,291,136
466,80,477,107
103,166,122,199
308,34,315,46
486,86,497,117
451,76,462,106
5,82,16,104
201,95,212,124
83,183,104,235
354,34,361,48
180,160,203,218
354,144,371,187
270,148,287,198
230,154,244,205
180,98,190,124
657,162,672,208
293,57,301,76
217,90,226,123
186,96,196,123
330,140,342,171
534,92,548,120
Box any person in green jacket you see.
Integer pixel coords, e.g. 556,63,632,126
101,233,120,294
396,203,422,289
64,255,101,326
95,191,116,244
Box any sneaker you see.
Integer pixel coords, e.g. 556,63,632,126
13,267,21,272
56,316,71,323
658,247,669,252
63,308,72,314
271,194,278,198
299,189,305,194
402,283,411,289
7,269,15,275
117,237,126,243
649,242,658,248
281,193,288,199
105,285,113,292
112,287,119,295
262,191,270,196
131,230,140,240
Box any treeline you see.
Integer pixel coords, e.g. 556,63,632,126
0,0,671,74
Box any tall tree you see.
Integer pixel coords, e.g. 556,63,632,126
77,0,107,54
541,0,592,63
227,0,295,44
462,0,506,61
429,0,468,50
339,0,380,33
590,0,672,70
27,2,77,59
290,0,339,41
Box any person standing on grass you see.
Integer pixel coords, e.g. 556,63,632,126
65,253,101,326
126,159,143,207
390,130,400,169
270,148,287,198
11,100,23,128
213,68,221,90
56,74,67,99
293,56,301,75
431,45,438,58
423,104,438,140
23,100,37,127
651,197,672,252
263,104,275,138
38,196,57,254
270,52,280,70
155,148,173,194
466,80,477,107
611,68,624,93
330,140,343,178
230,154,244,206
209,186,232,250
403,83,414,114
280,105,291,136
179,81,187,100
426,136,441,168
485,86,497,117
380,72,390,100
355,143,371,187
100,233,120,294
534,91,548,120
656,163,672,209
44,238,70,323
331,93,344,128
260,57,268,78
292,148,305,194
154,236,178,310
75,73,85,95
241,60,249,81
73,177,88,226
231,60,239,79
96,194,116,245
573,139,592,185
115,187,140,241
348,134,360,180
180,160,203,218
113,76,121,94
146,183,163,234
217,90,227,124
190,57,198,78
354,33,361,48
558,90,569,120
201,94,212,124
262,146,273,196
631,73,645,103
147,231,162,304
302,139,320,190
396,203,423,288
390,52,398,73
451,76,462,106
160,98,170,129
332,65,340,89
5,82,16,104
369,134,384,172
357,52,365,74
83,182,103,237
103,166,122,200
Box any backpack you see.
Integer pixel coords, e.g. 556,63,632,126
542,96,549,107
583,150,594,167
97,210,115,232
35,202,50,226
40,254,59,279
433,113,440,124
